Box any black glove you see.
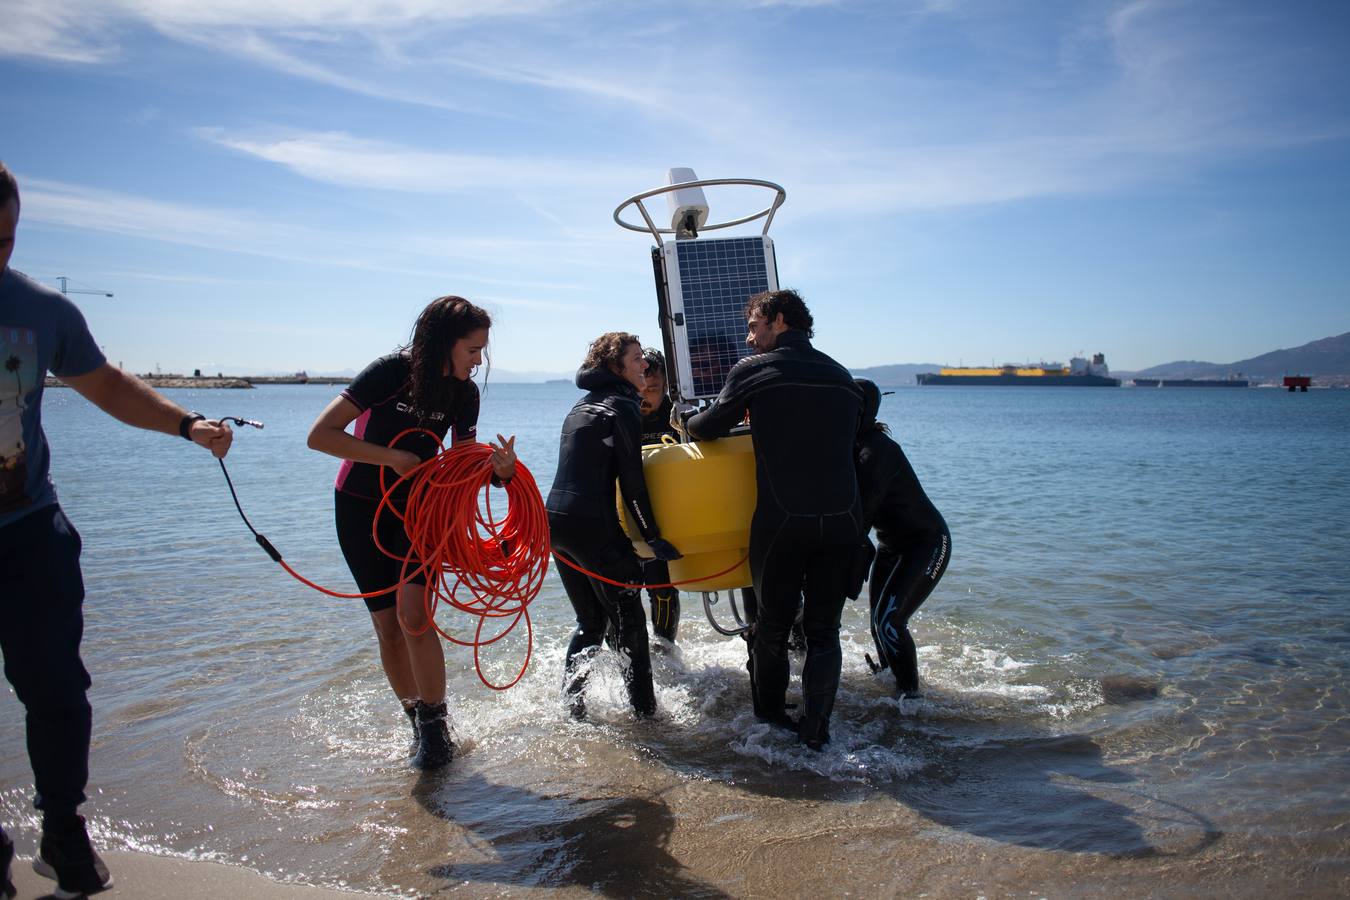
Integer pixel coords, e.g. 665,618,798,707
846,536,876,600
648,537,683,561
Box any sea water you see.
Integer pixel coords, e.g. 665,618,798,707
2,383,1347,896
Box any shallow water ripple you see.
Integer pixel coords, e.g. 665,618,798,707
2,384,1347,895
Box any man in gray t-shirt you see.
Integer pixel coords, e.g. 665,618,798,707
0,161,233,899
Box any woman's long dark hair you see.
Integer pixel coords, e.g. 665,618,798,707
402,295,492,419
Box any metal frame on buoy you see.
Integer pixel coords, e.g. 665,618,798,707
614,172,786,405
613,170,788,638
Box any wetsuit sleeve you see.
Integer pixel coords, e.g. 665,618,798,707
614,405,662,542
685,361,753,440
452,380,480,443
857,433,903,532
341,355,405,413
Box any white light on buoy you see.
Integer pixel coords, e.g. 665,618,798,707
665,167,709,239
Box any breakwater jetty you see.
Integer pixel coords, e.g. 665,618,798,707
45,373,352,390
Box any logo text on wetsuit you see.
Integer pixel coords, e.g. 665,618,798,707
395,402,445,422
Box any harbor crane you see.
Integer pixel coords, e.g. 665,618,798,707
56,275,113,298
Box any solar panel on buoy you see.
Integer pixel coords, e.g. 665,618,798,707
614,171,786,635
659,235,779,399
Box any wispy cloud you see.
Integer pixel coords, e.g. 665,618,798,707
18,176,634,278
22,176,295,252
130,0,559,30
442,56,671,110
198,129,653,194
12,0,1346,228
157,27,503,115
0,0,561,64
0,1,119,64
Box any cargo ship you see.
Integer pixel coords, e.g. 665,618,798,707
916,353,1120,386
1131,377,1249,388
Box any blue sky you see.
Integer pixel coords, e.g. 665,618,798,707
2,0,1347,377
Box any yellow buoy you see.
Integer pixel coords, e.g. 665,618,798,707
618,434,755,591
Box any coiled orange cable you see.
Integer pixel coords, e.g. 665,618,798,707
221,425,747,689
255,432,548,690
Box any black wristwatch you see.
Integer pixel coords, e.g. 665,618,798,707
179,412,206,440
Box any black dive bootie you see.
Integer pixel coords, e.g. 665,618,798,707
798,714,832,752
649,588,680,644
797,681,835,752
893,626,922,698
627,669,658,718
746,643,797,732
613,589,657,717
404,702,420,756
411,701,454,770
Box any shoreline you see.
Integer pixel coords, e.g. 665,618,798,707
44,375,352,390
8,848,393,899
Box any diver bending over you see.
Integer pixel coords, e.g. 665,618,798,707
547,333,681,718
853,379,951,697
682,290,862,750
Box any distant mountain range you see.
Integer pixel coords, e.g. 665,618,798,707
848,363,947,386
853,331,1350,387
1113,331,1350,384
202,331,1349,387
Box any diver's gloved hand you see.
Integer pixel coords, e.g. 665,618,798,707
648,538,683,561
669,401,697,438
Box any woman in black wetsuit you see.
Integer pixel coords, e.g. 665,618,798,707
547,333,681,719
307,296,517,769
854,379,951,698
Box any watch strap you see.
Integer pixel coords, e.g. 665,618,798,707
179,412,206,440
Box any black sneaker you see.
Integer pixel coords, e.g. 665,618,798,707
411,701,454,770
2,826,16,899
32,815,112,898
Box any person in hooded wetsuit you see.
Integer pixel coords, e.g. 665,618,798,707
308,296,517,770
681,290,862,750
548,333,681,719
852,379,951,698
637,348,681,644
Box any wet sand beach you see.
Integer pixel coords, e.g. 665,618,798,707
7,849,392,899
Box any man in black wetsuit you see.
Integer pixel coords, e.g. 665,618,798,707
638,349,680,644
681,290,862,750
639,348,676,447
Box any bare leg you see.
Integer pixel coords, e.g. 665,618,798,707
396,583,446,705
369,607,418,701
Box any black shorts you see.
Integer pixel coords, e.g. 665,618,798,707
334,490,426,613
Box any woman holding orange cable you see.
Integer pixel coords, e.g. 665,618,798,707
547,332,681,720
307,296,515,770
